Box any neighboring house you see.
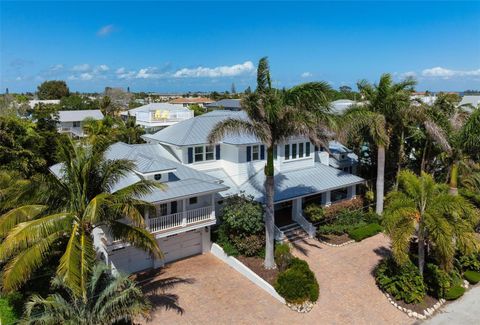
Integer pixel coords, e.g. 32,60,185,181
169,97,214,108
205,99,242,111
57,109,104,137
120,103,194,133
54,110,363,274
411,94,437,105
330,99,356,114
28,99,60,108
459,95,480,111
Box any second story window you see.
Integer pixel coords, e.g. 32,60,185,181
194,146,204,162
73,121,80,127
299,143,304,158
306,142,311,157
292,143,297,159
205,145,214,161
252,145,259,160
284,144,290,160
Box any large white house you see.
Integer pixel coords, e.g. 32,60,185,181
76,110,363,274
57,109,104,137
120,103,194,133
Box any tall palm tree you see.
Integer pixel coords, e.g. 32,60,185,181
339,74,416,214
0,138,162,298
22,263,151,325
208,57,332,268
383,170,478,276
424,107,480,195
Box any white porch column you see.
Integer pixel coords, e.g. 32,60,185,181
347,185,356,199
291,198,302,221
182,198,187,226
323,191,331,206
144,207,150,230
210,194,215,219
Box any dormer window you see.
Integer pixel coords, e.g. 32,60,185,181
154,174,162,181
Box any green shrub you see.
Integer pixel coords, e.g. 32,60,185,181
375,257,426,304
275,243,292,272
304,203,325,222
456,253,480,272
221,194,264,236
275,258,319,303
464,270,480,284
348,223,382,241
230,234,264,257
425,264,461,298
0,297,17,325
445,286,465,300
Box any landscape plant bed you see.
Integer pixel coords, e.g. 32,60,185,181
391,294,438,314
237,256,279,285
317,233,352,245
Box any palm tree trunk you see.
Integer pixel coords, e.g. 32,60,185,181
394,129,405,190
449,161,459,196
420,139,429,173
418,225,425,276
375,145,385,215
264,146,276,269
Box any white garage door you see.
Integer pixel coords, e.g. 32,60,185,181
109,246,152,274
159,230,202,264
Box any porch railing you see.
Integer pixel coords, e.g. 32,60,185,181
294,213,316,238
274,224,286,242
149,206,213,233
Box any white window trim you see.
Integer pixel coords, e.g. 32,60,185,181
193,145,215,163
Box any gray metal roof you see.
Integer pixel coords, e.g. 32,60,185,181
206,162,364,203
50,142,226,201
140,179,228,203
58,110,104,122
205,99,242,110
143,110,261,146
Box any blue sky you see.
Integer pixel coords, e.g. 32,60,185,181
1,1,480,93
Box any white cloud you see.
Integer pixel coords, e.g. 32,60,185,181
136,67,162,79
49,64,64,72
95,64,109,72
421,66,480,79
97,24,115,37
301,72,312,78
400,71,417,78
72,64,91,72
116,67,126,74
80,73,93,80
173,61,255,78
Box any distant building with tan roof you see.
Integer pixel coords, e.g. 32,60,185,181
169,97,214,108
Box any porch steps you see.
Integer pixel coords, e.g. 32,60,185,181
279,223,310,243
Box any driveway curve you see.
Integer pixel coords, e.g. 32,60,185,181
143,233,412,325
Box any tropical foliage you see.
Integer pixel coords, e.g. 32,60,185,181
0,138,161,298
22,263,151,325
383,170,478,276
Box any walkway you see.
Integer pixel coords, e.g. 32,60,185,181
143,234,412,324
424,285,480,325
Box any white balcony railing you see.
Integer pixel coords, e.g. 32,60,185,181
148,206,213,233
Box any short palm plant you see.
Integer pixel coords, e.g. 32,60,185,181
0,138,161,298
22,263,151,325
208,57,333,268
383,170,479,276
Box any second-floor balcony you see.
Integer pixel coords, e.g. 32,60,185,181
148,206,215,233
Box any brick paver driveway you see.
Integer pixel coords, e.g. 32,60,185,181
143,233,412,325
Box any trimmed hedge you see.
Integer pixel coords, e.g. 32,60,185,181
464,270,480,284
445,286,465,300
348,223,382,242
275,258,319,303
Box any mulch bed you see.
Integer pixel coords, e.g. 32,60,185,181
317,233,352,245
237,256,279,285
393,295,439,314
